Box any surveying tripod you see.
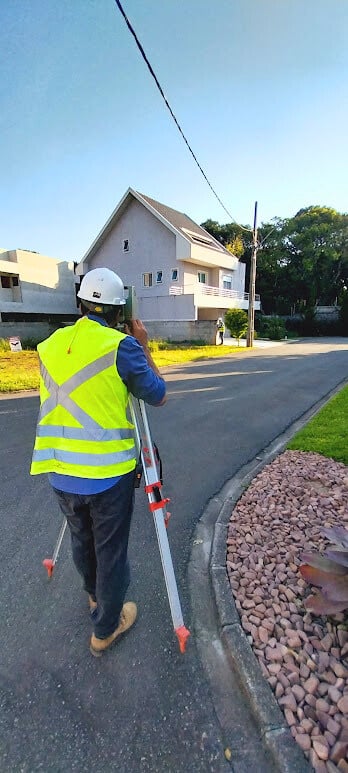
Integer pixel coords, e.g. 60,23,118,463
43,396,190,654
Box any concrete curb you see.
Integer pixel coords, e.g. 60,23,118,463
191,377,348,772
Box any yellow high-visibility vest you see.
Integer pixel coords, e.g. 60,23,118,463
30,317,136,479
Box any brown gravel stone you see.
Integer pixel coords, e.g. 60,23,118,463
312,737,329,760
275,682,284,699
332,663,348,679
327,719,341,737
331,741,348,763
295,733,311,751
258,627,269,644
316,698,330,713
284,708,296,727
304,676,320,694
321,633,334,651
226,450,348,769
278,672,290,688
328,686,342,704
268,663,281,675
337,696,348,714
300,663,310,679
309,749,329,773
325,730,337,748
301,718,315,733
326,761,341,772
322,670,337,685
292,684,305,703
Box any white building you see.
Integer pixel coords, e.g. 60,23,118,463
0,249,78,322
76,189,260,322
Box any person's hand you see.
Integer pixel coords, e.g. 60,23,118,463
125,319,149,348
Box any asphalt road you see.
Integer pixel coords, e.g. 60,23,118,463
0,338,347,773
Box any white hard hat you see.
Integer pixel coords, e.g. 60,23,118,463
77,267,126,306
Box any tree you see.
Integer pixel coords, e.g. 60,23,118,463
203,207,348,317
225,308,248,345
281,206,348,310
201,219,253,284
225,235,244,258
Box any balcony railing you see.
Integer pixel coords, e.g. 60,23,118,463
169,284,260,302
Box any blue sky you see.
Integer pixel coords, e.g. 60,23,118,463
1,0,347,260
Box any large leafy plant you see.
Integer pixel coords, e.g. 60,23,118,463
300,526,348,615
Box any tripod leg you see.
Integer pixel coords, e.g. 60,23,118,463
129,396,190,652
43,518,67,578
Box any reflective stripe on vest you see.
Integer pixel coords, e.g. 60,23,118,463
32,447,135,466
36,426,133,441
38,352,118,441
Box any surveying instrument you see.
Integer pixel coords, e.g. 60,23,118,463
43,287,190,654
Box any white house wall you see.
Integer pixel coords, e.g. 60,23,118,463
188,242,238,270
219,262,246,295
139,293,195,321
0,250,77,315
84,198,178,297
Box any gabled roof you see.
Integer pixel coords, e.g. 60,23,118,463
136,192,229,254
79,188,234,266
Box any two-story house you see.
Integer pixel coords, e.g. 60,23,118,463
76,189,260,323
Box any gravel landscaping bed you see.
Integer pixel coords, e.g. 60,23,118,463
226,450,348,773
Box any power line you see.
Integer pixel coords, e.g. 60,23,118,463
114,0,252,233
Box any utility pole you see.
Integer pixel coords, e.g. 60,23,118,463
246,201,258,348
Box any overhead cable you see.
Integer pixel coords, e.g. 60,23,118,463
114,0,252,233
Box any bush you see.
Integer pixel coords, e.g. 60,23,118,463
21,337,44,350
148,338,209,351
258,316,286,340
286,314,342,337
0,338,10,352
148,339,165,353
225,308,248,344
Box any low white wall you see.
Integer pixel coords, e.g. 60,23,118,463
144,320,216,344
0,321,65,343
139,294,196,321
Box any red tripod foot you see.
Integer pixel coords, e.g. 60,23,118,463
175,625,191,653
43,558,54,578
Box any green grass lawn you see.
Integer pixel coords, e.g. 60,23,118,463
152,344,246,367
0,351,40,392
287,384,348,465
0,344,246,392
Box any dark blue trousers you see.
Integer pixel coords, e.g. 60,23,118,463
52,470,135,638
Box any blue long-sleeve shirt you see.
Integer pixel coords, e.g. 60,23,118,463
49,316,165,494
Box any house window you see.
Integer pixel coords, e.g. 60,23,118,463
123,239,129,252
222,275,232,290
171,269,178,281
198,272,207,284
12,276,19,287
1,275,11,288
142,272,153,288
156,270,163,284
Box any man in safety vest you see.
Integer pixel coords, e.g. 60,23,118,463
31,267,166,656
216,317,225,345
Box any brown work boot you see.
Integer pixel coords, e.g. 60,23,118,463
88,595,97,613
90,602,137,657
